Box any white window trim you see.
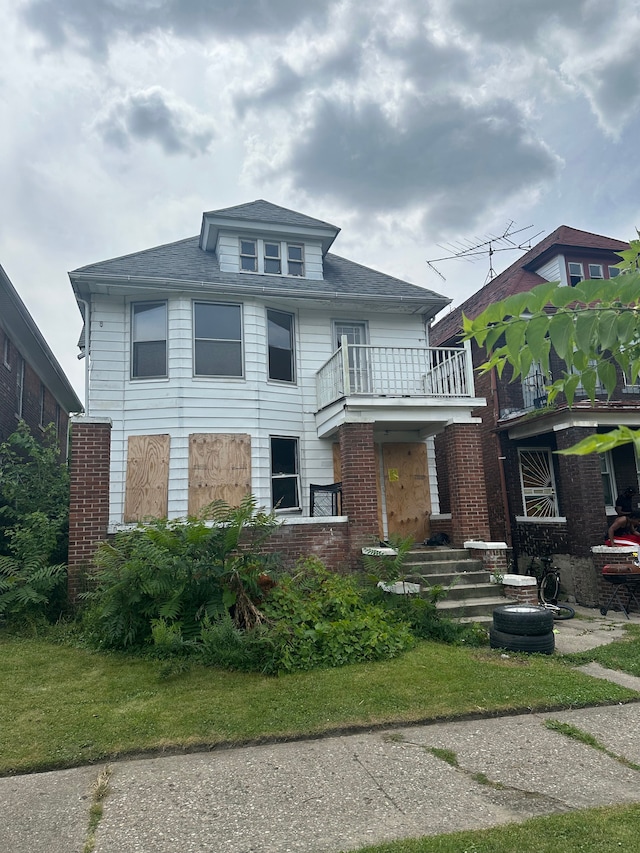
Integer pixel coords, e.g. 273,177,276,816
130,300,168,380
568,261,584,286
15,355,24,418
270,435,301,513
3,337,10,369
600,450,615,513
239,237,306,278
192,301,244,379
588,263,604,279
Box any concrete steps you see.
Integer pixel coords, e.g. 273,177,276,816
400,546,506,622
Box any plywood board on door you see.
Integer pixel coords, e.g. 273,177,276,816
381,442,430,541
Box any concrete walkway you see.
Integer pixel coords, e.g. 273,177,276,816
3,606,640,853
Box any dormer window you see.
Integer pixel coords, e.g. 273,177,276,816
287,244,304,276
568,262,583,286
588,264,604,279
239,238,306,277
264,242,281,274
240,239,257,272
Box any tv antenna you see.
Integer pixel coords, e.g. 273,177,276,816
426,222,543,283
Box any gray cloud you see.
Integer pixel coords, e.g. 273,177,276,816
279,95,558,229
94,87,215,156
21,0,331,56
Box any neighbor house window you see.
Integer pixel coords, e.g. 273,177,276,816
39,383,46,427
568,262,583,286
240,239,257,272
193,302,243,377
518,448,559,517
608,266,620,278
588,264,604,279
264,242,281,274
3,337,10,369
55,404,61,437
522,361,547,410
270,436,300,510
16,355,24,417
287,244,304,276
131,301,167,379
601,451,615,507
267,309,295,382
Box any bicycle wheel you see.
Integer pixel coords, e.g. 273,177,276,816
540,571,560,605
550,603,575,621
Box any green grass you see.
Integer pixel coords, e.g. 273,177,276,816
0,634,636,775
564,623,640,674
347,804,640,852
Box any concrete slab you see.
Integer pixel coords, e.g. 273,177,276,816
552,604,640,654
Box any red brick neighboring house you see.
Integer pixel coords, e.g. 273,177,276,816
0,263,82,454
430,226,637,606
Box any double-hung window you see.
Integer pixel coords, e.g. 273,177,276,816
588,264,604,279
270,436,300,511
240,239,257,272
568,262,583,286
131,301,167,379
3,337,10,369
264,242,281,274
287,244,304,276
194,302,243,377
267,309,295,382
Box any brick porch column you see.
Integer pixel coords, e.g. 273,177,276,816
338,422,379,560
555,426,606,557
442,421,490,546
68,417,112,602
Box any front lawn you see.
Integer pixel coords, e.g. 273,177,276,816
0,633,635,775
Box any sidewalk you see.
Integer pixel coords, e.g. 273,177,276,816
3,607,640,853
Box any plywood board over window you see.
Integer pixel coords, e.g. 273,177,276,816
188,433,251,516
124,434,170,522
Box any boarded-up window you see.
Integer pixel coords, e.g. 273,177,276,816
188,433,251,516
124,434,170,522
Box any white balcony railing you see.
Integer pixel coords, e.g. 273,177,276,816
316,339,475,410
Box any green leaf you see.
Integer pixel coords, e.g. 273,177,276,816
548,312,575,361
596,360,617,396
502,292,530,318
525,281,560,313
615,310,638,345
595,310,619,351
551,288,581,308
562,373,580,407
580,368,597,401
505,320,526,366
524,315,550,362
574,309,598,354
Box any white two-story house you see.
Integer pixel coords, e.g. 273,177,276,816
66,200,490,595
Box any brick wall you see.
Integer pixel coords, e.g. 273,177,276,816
338,422,379,554
248,521,351,572
68,418,112,600
593,546,640,614
440,421,490,545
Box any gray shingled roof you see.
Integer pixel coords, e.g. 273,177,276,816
204,199,339,232
70,236,449,308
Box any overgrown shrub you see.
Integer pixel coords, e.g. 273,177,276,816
82,496,280,649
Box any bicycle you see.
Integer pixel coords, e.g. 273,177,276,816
527,556,575,620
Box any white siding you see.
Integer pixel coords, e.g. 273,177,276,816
88,291,428,524
535,254,567,286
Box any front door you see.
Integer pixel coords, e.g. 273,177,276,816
379,443,431,541
335,321,369,393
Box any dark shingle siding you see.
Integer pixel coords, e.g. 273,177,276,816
204,200,339,232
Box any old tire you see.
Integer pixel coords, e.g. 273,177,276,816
489,627,555,655
492,604,554,636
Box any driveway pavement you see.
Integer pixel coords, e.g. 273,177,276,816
3,605,640,853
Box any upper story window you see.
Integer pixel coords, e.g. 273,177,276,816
287,244,304,276
588,263,604,279
609,266,621,278
39,383,46,427
131,301,167,379
194,302,243,377
267,309,295,383
239,238,305,277
3,336,10,369
15,354,24,417
240,239,257,272
264,242,281,274
568,262,584,286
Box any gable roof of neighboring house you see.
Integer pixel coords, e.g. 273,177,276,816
70,201,450,317
0,263,83,414
430,226,628,346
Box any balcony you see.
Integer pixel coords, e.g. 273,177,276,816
315,339,483,437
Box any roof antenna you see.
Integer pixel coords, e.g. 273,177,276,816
426,222,544,283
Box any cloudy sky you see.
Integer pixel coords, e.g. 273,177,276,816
2,0,639,402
